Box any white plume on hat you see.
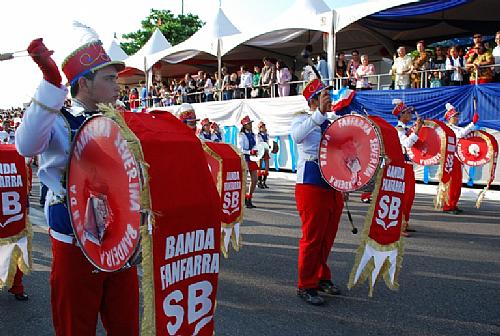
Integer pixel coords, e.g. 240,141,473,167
445,103,455,111
180,103,194,113
72,21,100,44
392,98,403,105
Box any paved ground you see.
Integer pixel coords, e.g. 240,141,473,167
1,174,499,336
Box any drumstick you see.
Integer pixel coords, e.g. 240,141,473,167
344,199,358,234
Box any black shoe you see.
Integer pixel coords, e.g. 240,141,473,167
406,228,416,232
443,208,463,215
245,199,256,209
13,293,29,301
263,183,269,189
297,288,324,306
361,198,371,204
317,280,341,296
257,182,265,189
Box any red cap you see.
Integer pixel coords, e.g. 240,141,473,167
445,103,459,120
210,122,219,130
392,99,413,116
62,41,125,85
241,115,253,125
258,121,266,128
201,118,210,126
302,79,325,101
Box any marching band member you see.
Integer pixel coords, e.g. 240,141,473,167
257,121,270,189
443,103,479,214
292,79,343,306
198,117,216,141
15,30,139,335
238,115,258,208
177,103,199,132
211,122,223,142
393,99,423,237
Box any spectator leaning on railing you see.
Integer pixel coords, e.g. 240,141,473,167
276,59,292,97
390,46,413,90
466,42,494,84
492,31,500,82
347,50,360,89
239,65,253,99
355,54,375,90
446,46,466,86
260,57,276,98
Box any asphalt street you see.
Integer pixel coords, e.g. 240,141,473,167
1,174,499,336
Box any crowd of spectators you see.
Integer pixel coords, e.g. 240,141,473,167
115,32,500,108
0,108,23,144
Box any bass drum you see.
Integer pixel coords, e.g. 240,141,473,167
319,114,387,192
457,130,497,166
407,120,449,166
66,115,143,272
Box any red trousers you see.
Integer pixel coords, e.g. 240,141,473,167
50,238,139,336
402,163,416,226
443,157,463,211
295,184,344,289
8,267,24,295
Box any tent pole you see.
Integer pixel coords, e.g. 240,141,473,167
218,38,222,101
329,11,337,88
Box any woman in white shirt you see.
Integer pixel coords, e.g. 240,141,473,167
276,60,292,97
355,55,376,90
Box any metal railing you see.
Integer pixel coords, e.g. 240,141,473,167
122,63,500,108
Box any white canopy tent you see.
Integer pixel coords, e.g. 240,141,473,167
105,39,128,62
143,0,420,81
125,28,172,77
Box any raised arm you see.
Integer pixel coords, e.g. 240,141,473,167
15,38,66,157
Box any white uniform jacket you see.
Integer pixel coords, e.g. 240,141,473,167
396,120,419,159
448,122,475,139
237,131,256,156
291,109,339,185
15,79,84,202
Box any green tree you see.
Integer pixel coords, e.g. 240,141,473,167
120,9,204,55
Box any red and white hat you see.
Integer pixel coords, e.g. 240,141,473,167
444,103,459,120
210,122,219,130
392,99,414,116
201,118,211,126
240,115,253,125
302,79,327,101
62,22,124,85
258,121,266,128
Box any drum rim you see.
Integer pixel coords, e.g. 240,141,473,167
318,114,385,192
65,114,144,272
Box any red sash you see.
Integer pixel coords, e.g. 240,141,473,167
203,142,245,257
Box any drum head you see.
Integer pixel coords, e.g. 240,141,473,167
67,116,142,272
408,121,443,166
457,131,492,166
319,115,382,192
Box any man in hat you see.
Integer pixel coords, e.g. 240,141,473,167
211,122,223,142
15,31,139,335
198,117,217,141
443,103,479,214
291,79,344,306
256,121,271,189
238,115,258,208
393,99,423,237
177,103,199,132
